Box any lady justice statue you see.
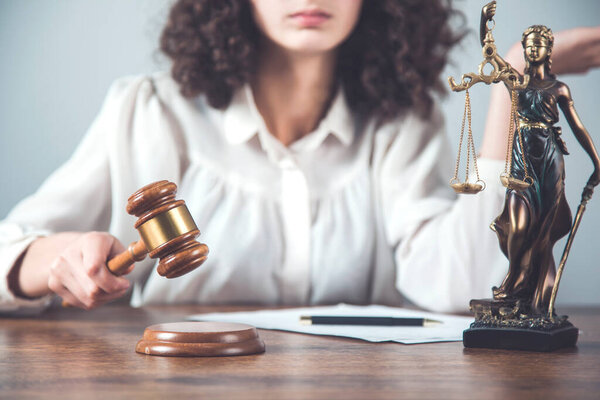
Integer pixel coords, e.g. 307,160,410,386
487,11,600,315
449,1,600,351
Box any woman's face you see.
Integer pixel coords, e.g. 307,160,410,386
523,33,550,65
250,0,363,55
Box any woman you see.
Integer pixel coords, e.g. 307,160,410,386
479,4,600,313
0,0,596,313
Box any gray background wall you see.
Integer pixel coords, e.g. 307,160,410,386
1,1,598,306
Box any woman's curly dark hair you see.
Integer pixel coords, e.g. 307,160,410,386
161,0,462,121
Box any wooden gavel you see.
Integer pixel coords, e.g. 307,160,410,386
108,180,208,278
63,180,208,306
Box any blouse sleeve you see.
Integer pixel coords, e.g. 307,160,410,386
0,76,148,313
375,105,509,313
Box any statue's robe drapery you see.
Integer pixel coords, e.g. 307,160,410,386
492,82,572,312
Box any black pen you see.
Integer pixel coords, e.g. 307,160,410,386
299,316,442,327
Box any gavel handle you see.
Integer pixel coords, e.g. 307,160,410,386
62,240,148,307
107,240,148,276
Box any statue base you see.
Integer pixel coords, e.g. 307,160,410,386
463,298,578,352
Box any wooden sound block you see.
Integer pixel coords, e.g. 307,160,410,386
135,322,265,357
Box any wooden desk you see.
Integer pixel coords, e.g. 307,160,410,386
1,306,599,399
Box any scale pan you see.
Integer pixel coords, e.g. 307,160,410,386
451,182,484,194
500,175,532,191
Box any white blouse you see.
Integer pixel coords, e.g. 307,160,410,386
0,73,509,313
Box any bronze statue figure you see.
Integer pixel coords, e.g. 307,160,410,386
481,5,600,315
449,1,600,351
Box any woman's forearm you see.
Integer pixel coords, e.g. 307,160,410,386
479,45,524,160
8,232,82,299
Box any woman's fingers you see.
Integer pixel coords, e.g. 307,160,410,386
79,232,130,292
552,26,600,75
48,257,87,309
47,232,131,310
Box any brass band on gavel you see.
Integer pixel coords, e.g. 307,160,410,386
137,205,198,254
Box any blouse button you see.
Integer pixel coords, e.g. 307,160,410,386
278,158,296,170
278,160,311,304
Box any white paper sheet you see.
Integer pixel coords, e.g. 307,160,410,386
187,304,473,344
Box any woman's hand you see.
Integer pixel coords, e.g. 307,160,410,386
551,27,600,75
46,232,131,309
13,231,132,309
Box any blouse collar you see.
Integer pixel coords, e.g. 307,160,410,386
222,84,354,149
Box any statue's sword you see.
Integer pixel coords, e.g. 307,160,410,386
548,184,595,318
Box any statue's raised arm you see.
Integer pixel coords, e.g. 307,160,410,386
480,2,496,47
449,1,528,92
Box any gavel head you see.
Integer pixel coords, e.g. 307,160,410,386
126,180,208,278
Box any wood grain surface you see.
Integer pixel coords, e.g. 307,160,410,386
1,305,599,399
